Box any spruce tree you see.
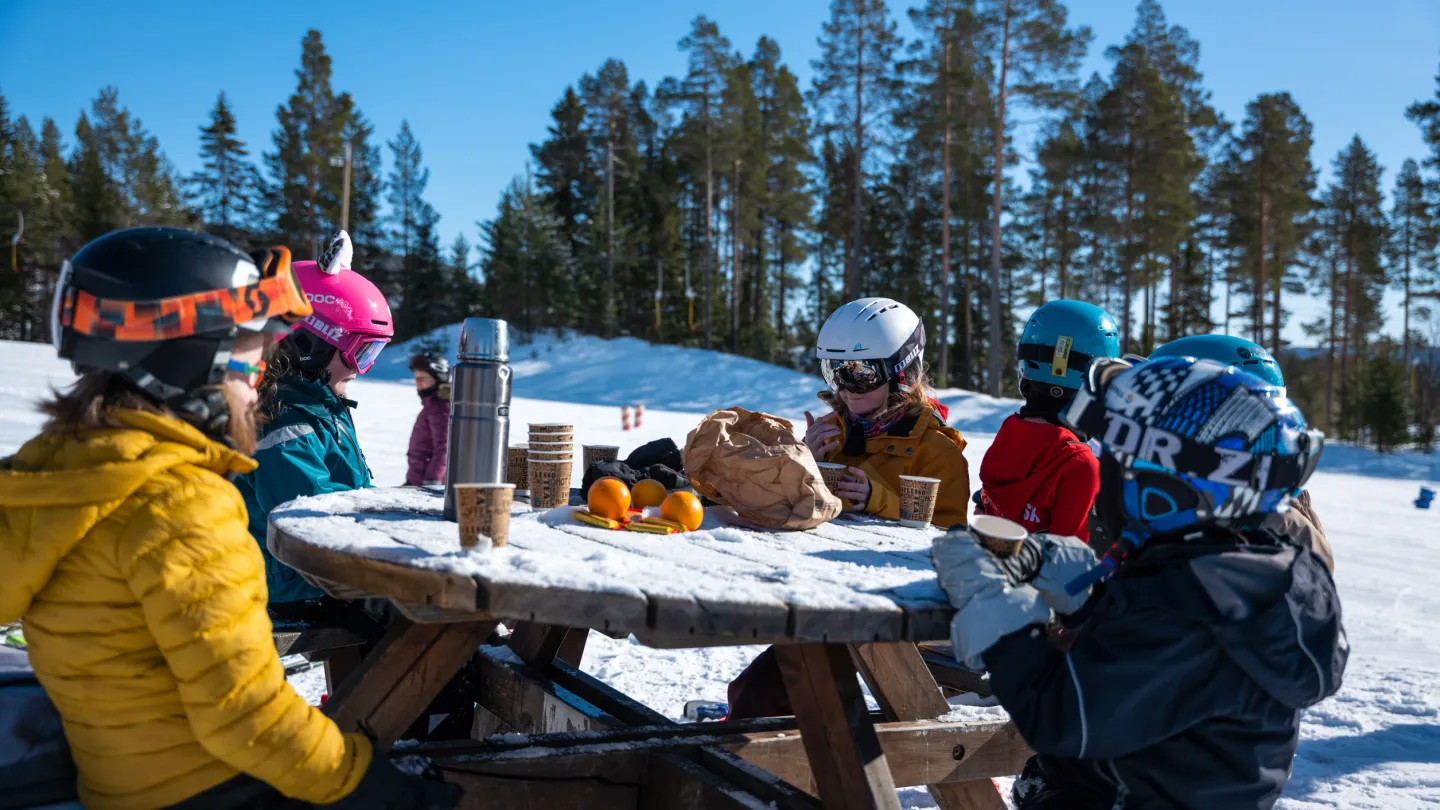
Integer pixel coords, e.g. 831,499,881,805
811,0,901,301
530,86,593,259
975,0,1089,391
1327,137,1389,440
386,120,429,260
189,92,258,239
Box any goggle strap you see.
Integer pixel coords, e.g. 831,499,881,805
1018,342,1096,373
61,273,309,342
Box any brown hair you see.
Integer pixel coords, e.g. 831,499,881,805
41,333,266,455
819,367,934,421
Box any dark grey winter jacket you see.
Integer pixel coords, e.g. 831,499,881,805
985,531,1347,810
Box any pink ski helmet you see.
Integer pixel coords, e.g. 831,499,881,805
292,231,393,374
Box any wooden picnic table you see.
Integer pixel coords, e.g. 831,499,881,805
267,486,1029,810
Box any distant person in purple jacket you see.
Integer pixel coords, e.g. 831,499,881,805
406,353,452,487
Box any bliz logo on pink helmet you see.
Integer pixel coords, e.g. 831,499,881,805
303,313,346,342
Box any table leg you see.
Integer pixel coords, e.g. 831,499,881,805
325,616,495,751
557,627,588,667
508,621,571,669
323,644,365,695
773,643,901,810
851,643,1008,810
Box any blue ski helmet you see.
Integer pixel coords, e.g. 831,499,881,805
1151,334,1284,390
1062,356,1322,562
1018,300,1121,390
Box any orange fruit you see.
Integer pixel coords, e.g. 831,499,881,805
660,491,704,532
588,477,632,520
632,479,668,508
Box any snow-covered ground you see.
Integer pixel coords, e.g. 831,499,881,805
4,333,1439,808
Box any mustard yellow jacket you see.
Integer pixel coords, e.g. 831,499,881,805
0,409,371,810
822,408,972,529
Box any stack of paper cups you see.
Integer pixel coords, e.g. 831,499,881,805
527,423,574,508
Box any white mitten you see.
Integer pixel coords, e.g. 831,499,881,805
1032,533,1101,615
932,531,1052,670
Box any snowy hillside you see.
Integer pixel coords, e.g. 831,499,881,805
3,333,1440,808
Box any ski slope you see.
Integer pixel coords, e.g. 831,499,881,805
3,333,1438,809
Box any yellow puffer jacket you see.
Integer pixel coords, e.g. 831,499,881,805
0,409,371,810
821,407,972,529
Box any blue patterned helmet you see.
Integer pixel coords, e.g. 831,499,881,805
1062,355,1323,552
1017,300,1121,391
1150,334,1285,391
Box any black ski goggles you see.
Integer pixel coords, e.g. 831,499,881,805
821,358,889,394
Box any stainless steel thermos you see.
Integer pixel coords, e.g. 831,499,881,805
443,318,512,521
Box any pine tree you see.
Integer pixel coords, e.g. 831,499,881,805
661,16,734,348
749,36,812,362
975,0,1089,391
530,86,594,256
480,172,574,332
189,92,258,239
1391,159,1433,374
386,120,429,261
1361,341,1410,451
1218,92,1315,356
265,30,351,258
1327,137,1389,440
811,0,902,301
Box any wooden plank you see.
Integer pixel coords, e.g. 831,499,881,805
443,770,639,810
269,522,478,610
323,645,365,695
325,617,495,750
474,578,648,636
917,644,993,698
694,747,825,810
473,643,619,735
773,643,901,810
508,622,569,669
852,643,1015,810
557,627,588,667
271,625,365,657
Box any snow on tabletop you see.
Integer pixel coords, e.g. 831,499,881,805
272,487,954,616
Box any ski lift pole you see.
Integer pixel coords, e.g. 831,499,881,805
9,211,21,274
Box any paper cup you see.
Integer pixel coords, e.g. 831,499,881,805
507,445,529,490
528,458,574,509
528,449,574,462
584,445,621,469
897,475,941,528
529,423,573,435
529,434,573,447
968,514,1029,558
817,462,847,494
454,483,515,549
528,440,573,451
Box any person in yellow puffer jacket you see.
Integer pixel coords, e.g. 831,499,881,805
0,228,461,810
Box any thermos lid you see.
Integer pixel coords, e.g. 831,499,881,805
457,318,510,362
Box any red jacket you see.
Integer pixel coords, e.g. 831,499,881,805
978,415,1098,541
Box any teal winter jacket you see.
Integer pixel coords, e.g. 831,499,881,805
236,375,374,603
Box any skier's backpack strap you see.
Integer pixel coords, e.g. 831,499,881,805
0,647,78,809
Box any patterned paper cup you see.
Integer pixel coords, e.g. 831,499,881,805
817,462,847,494
527,459,574,509
507,444,530,490
454,483,515,549
529,434,574,447
527,449,574,462
897,475,941,528
968,514,1029,558
529,423,573,435
528,440,574,452
583,445,621,469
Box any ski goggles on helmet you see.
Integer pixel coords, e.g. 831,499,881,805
53,245,311,344
226,358,266,388
821,358,889,394
343,335,389,374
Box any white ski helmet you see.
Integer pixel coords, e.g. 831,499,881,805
816,297,926,394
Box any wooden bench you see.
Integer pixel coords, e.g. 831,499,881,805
272,620,368,691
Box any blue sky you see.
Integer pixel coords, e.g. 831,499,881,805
2,0,1437,343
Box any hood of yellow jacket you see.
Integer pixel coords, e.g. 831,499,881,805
0,408,257,623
